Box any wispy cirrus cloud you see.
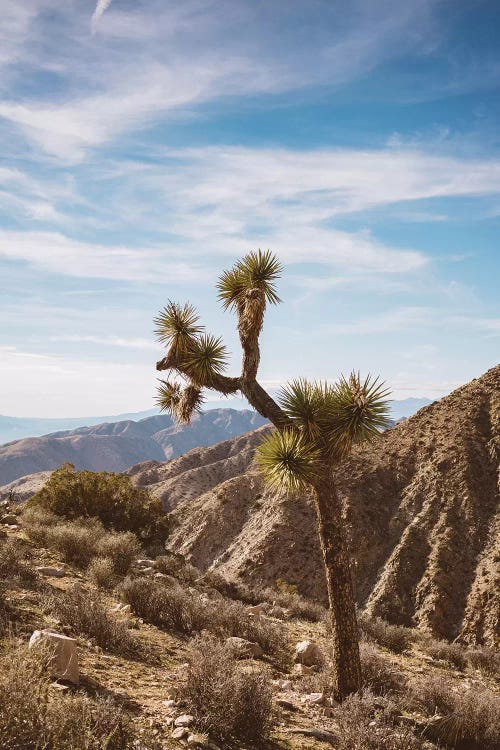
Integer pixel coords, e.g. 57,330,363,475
91,0,113,34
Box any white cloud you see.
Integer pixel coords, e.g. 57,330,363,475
50,334,158,350
91,0,113,34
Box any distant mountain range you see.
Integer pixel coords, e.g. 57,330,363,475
0,409,267,487
0,398,432,445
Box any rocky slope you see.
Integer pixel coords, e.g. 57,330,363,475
126,365,499,647
0,409,267,486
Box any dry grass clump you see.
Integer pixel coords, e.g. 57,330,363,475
332,691,424,750
360,642,407,696
95,532,140,576
182,634,274,743
0,537,37,585
88,557,116,589
359,612,416,654
409,674,500,749
47,586,142,658
0,643,161,750
24,508,141,575
121,577,287,662
465,646,500,677
155,551,199,583
421,637,466,670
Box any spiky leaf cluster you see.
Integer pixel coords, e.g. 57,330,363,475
217,249,282,311
154,301,203,355
256,429,320,493
155,380,203,424
184,334,228,385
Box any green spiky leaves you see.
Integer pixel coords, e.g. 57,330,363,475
184,334,229,385
278,379,325,442
324,373,391,459
217,249,283,311
156,380,203,424
256,429,320,493
154,301,203,356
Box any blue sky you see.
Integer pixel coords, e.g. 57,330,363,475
0,0,499,417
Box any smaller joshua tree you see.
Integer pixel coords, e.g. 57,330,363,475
154,250,390,700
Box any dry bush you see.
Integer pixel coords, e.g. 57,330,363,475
359,612,416,654
88,557,116,590
24,509,141,576
332,690,424,750
421,637,466,670
410,676,500,749
0,537,37,585
0,642,161,750
465,646,500,677
121,577,287,662
182,634,274,742
155,552,199,583
28,463,168,542
262,582,325,622
360,642,407,696
47,586,142,657
95,532,141,576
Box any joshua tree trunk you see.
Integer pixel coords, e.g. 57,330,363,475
312,469,362,700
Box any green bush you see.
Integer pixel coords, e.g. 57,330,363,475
28,464,168,542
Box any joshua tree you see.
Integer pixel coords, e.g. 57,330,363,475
154,250,390,699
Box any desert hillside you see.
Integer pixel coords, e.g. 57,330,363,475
127,365,499,647
0,409,267,486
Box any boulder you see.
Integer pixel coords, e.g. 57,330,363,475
172,726,189,740
294,640,324,667
187,733,211,747
174,714,194,727
36,566,65,578
226,636,263,659
303,692,326,705
29,630,79,684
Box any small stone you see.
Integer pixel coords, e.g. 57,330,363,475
247,603,265,617
304,692,325,705
226,636,263,659
163,699,176,709
281,680,292,690
294,640,324,667
174,714,194,727
136,559,156,567
187,733,211,747
50,682,71,692
172,726,189,739
36,566,65,578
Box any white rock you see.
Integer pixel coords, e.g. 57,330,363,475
304,692,326,705
36,566,65,578
29,630,79,684
136,559,156,567
226,636,263,659
294,640,324,667
187,733,211,747
281,680,293,690
172,726,189,739
174,714,194,727
247,603,265,617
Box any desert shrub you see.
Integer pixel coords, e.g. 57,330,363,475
262,582,325,622
88,557,116,589
422,637,467,670
95,532,141,576
28,463,168,542
360,642,406,695
359,612,415,654
465,646,500,677
121,577,287,661
47,586,141,657
155,551,199,583
46,521,103,568
182,635,274,742
411,676,500,749
333,691,424,750
0,643,161,750
0,538,37,585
